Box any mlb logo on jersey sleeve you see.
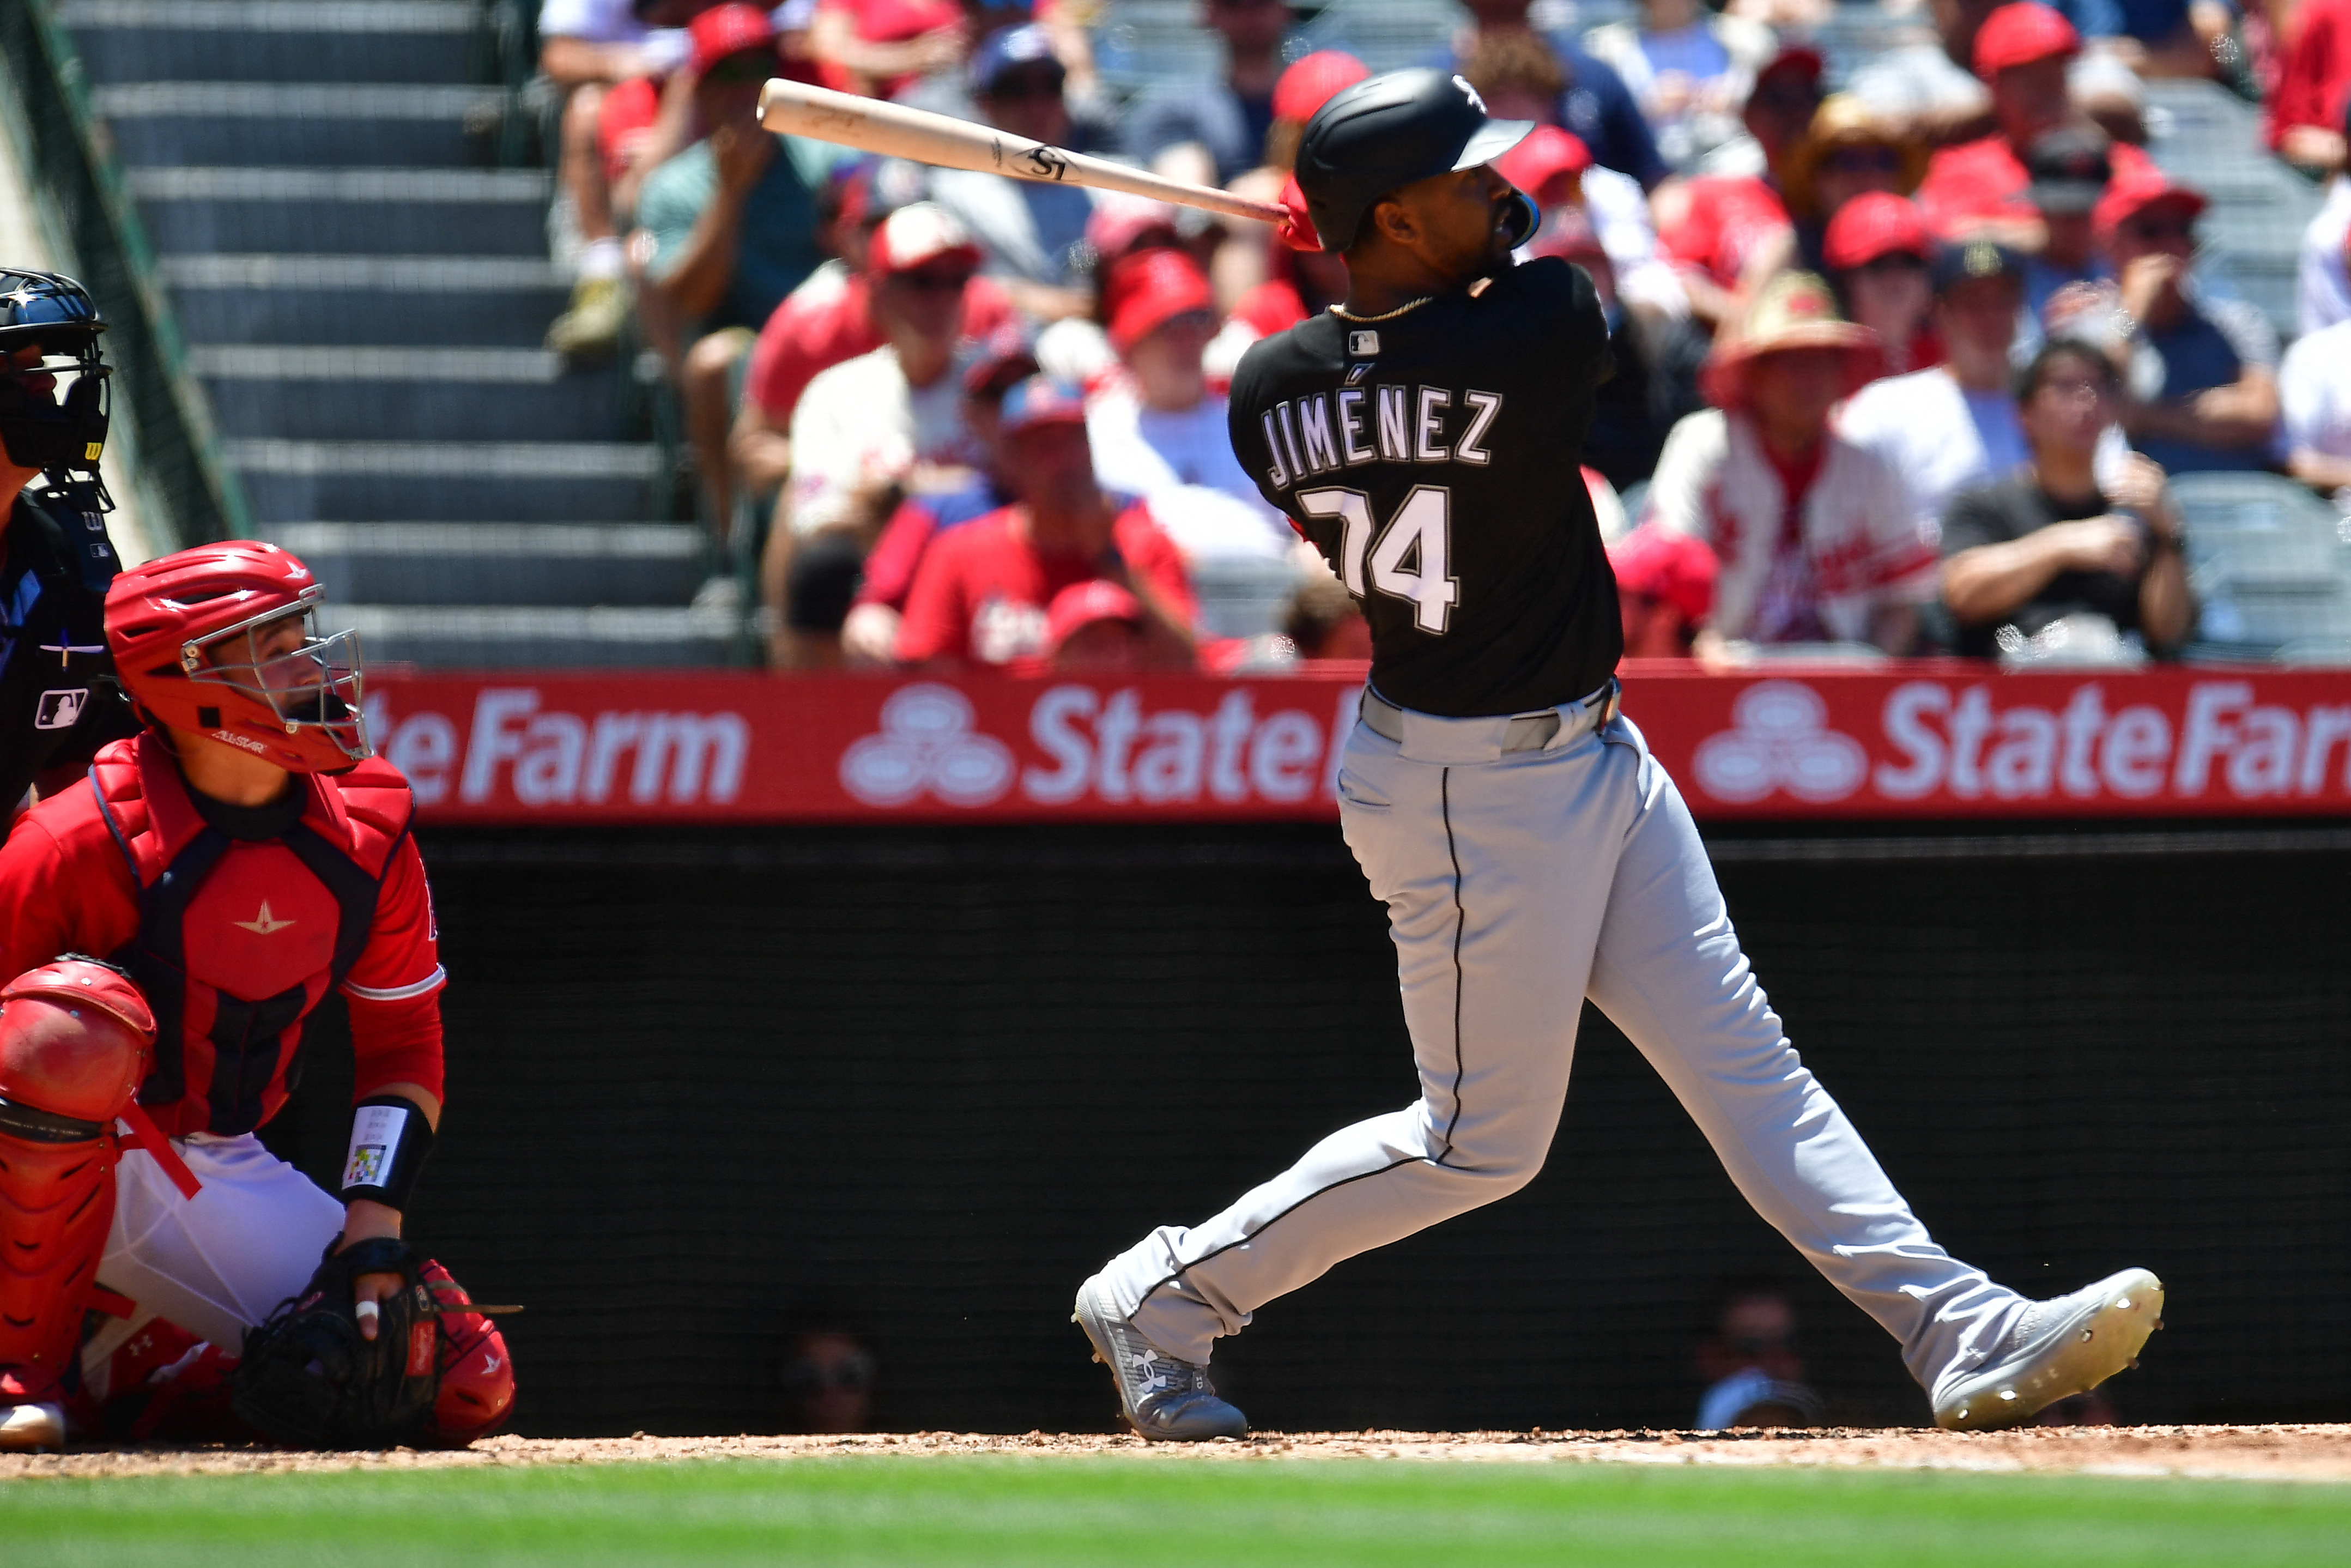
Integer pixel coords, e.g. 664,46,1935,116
34,688,87,729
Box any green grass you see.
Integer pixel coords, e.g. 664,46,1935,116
8,1456,2350,1567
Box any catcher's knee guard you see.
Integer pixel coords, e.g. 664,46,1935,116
0,960,155,1383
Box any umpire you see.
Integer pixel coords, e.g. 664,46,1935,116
0,268,137,814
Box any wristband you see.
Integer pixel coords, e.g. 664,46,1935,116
340,1095,434,1213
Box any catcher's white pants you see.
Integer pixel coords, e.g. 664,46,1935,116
1098,703,2028,1395
81,1134,344,1384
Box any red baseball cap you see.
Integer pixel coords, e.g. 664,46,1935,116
2093,168,2207,241
867,202,984,277
1823,191,1930,271
1045,579,1144,652
1494,125,1593,205
1105,247,1216,352
1972,3,2079,77
689,3,778,75
1608,525,1718,626
1273,50,1372,125
1086,193,1184,267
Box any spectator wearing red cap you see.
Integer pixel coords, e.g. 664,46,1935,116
895,376,1196,667
1042,579,1151,671
1608,524,1720,656
761,203,993,662
1652,46,1823,325
1914,2,2154,242
1084,251,1283,555
1650,272,1934,656
1822,192,1940,378
538,0,705,361
2270,0,2351,172
2044,172,2279,475
732,163,1012,519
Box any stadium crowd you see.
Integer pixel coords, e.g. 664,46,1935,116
534,0,2351,674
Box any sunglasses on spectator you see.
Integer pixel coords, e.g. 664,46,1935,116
890,266,975,294
1822,145,1901,175
2123,215,2197,241
703,52,774,85
986,69,1065,101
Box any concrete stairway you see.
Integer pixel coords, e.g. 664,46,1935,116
65,0,729,667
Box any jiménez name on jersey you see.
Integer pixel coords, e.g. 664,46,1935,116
1254,383,1506,491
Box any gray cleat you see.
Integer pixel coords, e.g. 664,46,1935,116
1933,1267,2165,1431
1073,1273,1248,1442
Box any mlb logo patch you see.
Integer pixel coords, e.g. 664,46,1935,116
34,688,87,730
1347,330,1380,357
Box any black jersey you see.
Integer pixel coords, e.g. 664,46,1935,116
1229,256,1622,718
0,482,136,810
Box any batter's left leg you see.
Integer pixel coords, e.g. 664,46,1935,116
1583,748,2027,1395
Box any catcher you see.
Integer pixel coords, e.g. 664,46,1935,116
0,540,512,1451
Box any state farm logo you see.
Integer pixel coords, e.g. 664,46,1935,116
1692,681,1868,803
839,683,1016,808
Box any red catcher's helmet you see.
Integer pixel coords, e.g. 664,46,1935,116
104,541,370,773
0,957,155,1122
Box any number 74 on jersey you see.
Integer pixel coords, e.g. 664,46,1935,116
1298,487,1460,635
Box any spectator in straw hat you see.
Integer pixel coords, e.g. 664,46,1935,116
1915,2,2154,244
1822,192,1939,378
1647,272,1936,657
1778,95,1929,273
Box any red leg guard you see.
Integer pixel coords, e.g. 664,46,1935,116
1,958,155,1389
0,1128,122,1381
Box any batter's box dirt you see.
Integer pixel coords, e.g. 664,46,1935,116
6,1425,2351,1483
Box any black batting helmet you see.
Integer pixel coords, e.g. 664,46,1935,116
1293,68,1539,252
0,268,110,480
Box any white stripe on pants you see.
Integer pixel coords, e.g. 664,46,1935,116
88,1133,346,1363
1097,709,2026,1395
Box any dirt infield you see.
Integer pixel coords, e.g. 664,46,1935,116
5,1425,2349,1484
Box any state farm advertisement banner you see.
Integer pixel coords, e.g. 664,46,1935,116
363,665,2351,825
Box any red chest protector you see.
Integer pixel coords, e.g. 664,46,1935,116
88,738,416,1138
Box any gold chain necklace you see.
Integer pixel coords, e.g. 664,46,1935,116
1328,295,1434,324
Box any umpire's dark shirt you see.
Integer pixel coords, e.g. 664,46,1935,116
1,485,135,810
1229,256,1622,717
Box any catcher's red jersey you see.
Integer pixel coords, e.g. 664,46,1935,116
0,735,445,1136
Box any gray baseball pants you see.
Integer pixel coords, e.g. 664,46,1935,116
1095,694,2027,1395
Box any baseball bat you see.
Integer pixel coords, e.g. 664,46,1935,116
758,78,1289,227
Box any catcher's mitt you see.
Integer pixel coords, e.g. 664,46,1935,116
231,1237,441,1449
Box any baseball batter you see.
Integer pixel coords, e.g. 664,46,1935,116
1073,69,2162,1439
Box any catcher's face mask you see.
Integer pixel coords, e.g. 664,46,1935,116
182,597,371,768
